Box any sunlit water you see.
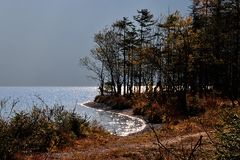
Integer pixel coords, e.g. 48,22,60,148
0,87,145,136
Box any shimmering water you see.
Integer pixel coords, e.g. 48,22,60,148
0,87,145,136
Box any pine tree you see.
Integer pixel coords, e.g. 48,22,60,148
133,9,155,94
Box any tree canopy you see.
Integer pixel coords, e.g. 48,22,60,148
81,1,240,105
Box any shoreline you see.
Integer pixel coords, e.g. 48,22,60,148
84,101,134,117
83,101,162,134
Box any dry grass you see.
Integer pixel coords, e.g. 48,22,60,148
24,97,240,160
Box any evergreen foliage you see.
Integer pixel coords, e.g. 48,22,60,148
81,1,240,104
216,108,240,159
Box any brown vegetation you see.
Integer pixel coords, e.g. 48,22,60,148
94,95,132,110
78,1,240,157
0,102,107,160
24,98,240,160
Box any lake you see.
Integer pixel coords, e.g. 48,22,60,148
0,87,145,136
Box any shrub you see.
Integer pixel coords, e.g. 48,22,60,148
95,95,132,110
215,107,240,160
143,101,164,123
132,96,148,115
0,103,92,160
0,119,15,160
133,98,164,123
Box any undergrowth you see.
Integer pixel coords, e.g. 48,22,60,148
0,99,103,160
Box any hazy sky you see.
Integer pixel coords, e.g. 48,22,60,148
0,0,191,86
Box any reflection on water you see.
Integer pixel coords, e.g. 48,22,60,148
0,87,146,136
102,111,146,136
80,104,146,136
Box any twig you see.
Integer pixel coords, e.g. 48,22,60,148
199,119,216,145
148,123,182,160
188,135,203,160
7,98,19,119
35,95,49,109
0,97,11,116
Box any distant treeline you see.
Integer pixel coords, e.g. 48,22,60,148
81,0,240,105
